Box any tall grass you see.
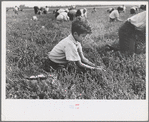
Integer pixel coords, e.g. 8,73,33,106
6,6,146,99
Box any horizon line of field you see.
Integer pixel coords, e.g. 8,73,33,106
6,4,134,10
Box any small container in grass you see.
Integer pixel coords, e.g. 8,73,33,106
26,74,47,80
23,70,47,80
32,16,38,21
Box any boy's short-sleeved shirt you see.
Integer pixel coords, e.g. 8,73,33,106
127,11,146,30
109,10,119,19
48,34,82,64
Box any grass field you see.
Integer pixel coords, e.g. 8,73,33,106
6,5,146,99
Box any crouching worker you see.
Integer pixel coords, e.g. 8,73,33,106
43,19,104,73
119,11,146,54
109,7,123,22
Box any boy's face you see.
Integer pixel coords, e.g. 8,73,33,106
73,32,87,42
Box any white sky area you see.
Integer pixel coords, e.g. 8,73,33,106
3,1,147,7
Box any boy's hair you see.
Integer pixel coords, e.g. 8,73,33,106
71,18,92,35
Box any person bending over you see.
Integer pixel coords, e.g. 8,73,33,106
109,7,123,22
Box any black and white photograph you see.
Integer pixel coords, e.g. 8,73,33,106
2,1,148,121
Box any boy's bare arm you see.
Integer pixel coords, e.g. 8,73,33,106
76,60,95,69
77,44,104,71
77,50,105,71
82,58,96,67
78,51,95,67
75,60,104,71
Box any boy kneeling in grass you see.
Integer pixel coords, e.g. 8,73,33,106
44,19,104,72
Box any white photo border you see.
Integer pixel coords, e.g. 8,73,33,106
2,1,148,121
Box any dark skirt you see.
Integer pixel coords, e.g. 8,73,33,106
34,6,39,14
14,10,18,14
119,21,136,53
118,21,145,54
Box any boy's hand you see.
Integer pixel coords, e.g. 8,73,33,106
96,66,103,70
95,66,106,71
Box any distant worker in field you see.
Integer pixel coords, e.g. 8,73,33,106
130,6,139,14
43,19,104,73
109,7,123,22
140,5,146,10
92,7,96,13
119,5,126,13
43,6,49,14
118,11,146,53
14,6,19,15
107,7,114,13
44,6,49,14
34,6,39,14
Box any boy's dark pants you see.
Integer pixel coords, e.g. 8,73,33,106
43,58,89,73
42,58,66,72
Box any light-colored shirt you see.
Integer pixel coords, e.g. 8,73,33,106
57,9,65,14
48,34,82,64
131,6,137,10
45,7,49,12
127,11,146,30
109,9,119,19
56,12,69,21
123,6,126,11
14,6,19,11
